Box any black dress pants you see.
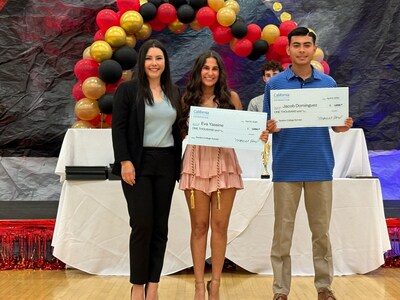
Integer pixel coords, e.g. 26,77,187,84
121,147,176,284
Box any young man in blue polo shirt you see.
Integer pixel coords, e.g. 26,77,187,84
263,27,353,300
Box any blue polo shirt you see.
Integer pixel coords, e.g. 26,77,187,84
263,66,337,182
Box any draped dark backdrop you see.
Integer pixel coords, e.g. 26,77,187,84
0,0,399,201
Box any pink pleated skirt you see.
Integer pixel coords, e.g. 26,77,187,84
179,144,243,196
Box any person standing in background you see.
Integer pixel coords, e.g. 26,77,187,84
263,27,353,300
112,39,182,300
247,61,283,112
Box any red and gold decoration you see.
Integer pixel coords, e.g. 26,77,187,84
383,218,400,268
70,1,333,128
0,220,65,270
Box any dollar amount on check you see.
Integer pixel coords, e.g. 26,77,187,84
271,87,349,128
188,106,267,151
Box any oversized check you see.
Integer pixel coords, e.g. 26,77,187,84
271,87,348,128
188,107,267,151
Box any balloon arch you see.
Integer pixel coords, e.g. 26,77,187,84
71,0,330,128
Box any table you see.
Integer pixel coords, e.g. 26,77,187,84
52,128,390,276
55,128,372,181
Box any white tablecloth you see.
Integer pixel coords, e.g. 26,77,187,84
52,178,390,276
52,128,389,276
55,128,372,181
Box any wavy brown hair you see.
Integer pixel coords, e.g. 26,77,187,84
180,50,235,137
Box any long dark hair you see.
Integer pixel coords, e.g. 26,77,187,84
180,50,234,137
136,39,181,112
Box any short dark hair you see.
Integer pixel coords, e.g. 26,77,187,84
261,61,283,76
288,27,316,44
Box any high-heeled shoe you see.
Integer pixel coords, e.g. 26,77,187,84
194,281,205,300
206,279,220,299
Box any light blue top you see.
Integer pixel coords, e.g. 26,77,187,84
263,66,337,182
143,97,176,147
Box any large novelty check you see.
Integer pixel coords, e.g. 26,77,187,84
188,107,267,151
270,87,348,128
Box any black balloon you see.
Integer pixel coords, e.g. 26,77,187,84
177,4,196,24
247,51,262,61
247,39,269,61
148,0,167,7
252,39,269,55
112,46,138,70
231,20,248,39
189,0,207,10
98,93,114,114
169,0,187,8
98,59,123,84
139,3,157,21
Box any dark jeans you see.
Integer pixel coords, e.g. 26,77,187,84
121,147,176,284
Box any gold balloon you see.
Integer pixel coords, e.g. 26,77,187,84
105,26,127,48
208,0,224,12
261,24,280,45
139,0,147,4
74,98,100,121
90,40,113,62
216,7,236,27
120,10,144,35
135,23,152,40
82,46,91,59
229,38,238,51
311,60,324,73
313,47,324,62
82,76,106,100
190,20,203,31
125,35,137,48
168,20,187,34
71,120,95,128
223,0,240,14
280,12,292,22
273,2,283,12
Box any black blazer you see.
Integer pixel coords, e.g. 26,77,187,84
111,79,182,181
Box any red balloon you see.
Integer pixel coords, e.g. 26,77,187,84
157,3,177,24
106,78,124,93
279,54,291,64
116,0,140,13
149,18,167,31
320,60,330,74
196,7,216,27
233,38,253,57
274,36,289,56
72,82,85,101
282,62,291,70
86,114,102,126
96,9,119,31
279,20,297,36
266,44,281,61
94,29,105,41
74,59,99,82
104,114,113,125
212,25,233,44
245,24,262,43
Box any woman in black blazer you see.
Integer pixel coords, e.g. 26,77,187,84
112,39,182,300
